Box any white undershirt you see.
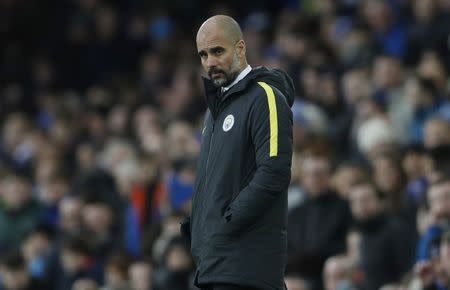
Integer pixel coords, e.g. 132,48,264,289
222,65,252,92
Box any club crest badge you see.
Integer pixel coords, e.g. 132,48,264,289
223,114,235,132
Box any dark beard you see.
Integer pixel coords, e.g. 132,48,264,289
208,68,239,88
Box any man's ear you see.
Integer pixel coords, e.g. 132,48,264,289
236,39,246,58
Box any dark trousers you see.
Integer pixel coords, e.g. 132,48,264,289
205,283,260,290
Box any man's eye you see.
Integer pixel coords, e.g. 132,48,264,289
215,49,223,55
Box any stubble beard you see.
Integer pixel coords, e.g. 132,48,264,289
210,51,241,88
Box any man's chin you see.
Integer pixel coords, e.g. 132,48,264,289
212,78,228,87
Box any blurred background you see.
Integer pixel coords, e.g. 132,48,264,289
1,0,450,289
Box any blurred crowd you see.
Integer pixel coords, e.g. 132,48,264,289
1,0,450,290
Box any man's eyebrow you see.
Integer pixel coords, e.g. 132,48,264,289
198,46,225,55
210,46,224,52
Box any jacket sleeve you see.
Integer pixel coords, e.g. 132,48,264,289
224,82,293,233
416,225,442,261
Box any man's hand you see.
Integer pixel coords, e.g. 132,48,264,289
415,260,436,287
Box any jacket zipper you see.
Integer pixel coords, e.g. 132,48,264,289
193,117,215,237
205,120,215,187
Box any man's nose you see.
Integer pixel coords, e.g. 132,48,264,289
207,56,219,68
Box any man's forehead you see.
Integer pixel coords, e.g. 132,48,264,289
196,29,228,50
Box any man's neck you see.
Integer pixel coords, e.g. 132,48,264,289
222,64,252,92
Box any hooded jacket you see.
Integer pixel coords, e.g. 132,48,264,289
189,66,294,290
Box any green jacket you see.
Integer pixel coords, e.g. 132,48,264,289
0,199,42,250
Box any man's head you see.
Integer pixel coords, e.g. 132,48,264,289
60,236,90,274
1,173,32,211
323,255,352,290
104,252,132,289
348,181,383,221
81,197,113,236
196,15,247,87
427,177,450,222
333,161,368,199
129,260,153,290
300,153,332,197
372,153,404,195
284,274,309,290
59,196,83,235
0,251,30,290
424,117,450,149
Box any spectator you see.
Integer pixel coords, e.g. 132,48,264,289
285,274,310,290
72,278,99,290
406,77,441,143
348,181,414,290
79,194,117,260
288,153,351,290
423,117,450,149
402,144,429,207
53,236,103,290
357,116,396,159
58,196,83,238
100,252,132,290
0,172,42,252
21,225,54,283
38,175,69,229
128,260,153,290
371,153,414,225
414,231,450,289
406,0,440,67
323,255,354,290
363,0,407,58
0,251,45,290
417,177,450,261
332,161,369,200
153,236,193,290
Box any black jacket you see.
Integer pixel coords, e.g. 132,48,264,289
188,66,294,290
287,192,351,288
357,214,415,290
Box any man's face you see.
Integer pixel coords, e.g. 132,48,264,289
129,263,152,290
1,176,31,210
349,184,381,221
81,203,113,235
424,119,450,149
284,276,307,290
324,258,349,290
1,267,29,290
59,197,82,234
61,249,83,274
196,28,243,87
428,182,450,221
373,157,401,194
300,156,331,197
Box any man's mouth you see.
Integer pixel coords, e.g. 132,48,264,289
211,72,223,78
209,70,224,79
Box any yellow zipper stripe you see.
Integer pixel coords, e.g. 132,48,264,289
257,81,278,157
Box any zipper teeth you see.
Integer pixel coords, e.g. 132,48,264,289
205,121,215,187
195,118,215,234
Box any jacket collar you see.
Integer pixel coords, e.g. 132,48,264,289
222,65,252,92
202,67,259,118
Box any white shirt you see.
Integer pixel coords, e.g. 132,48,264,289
222,65,252,92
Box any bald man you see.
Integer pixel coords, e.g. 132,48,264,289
180,15,294,290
